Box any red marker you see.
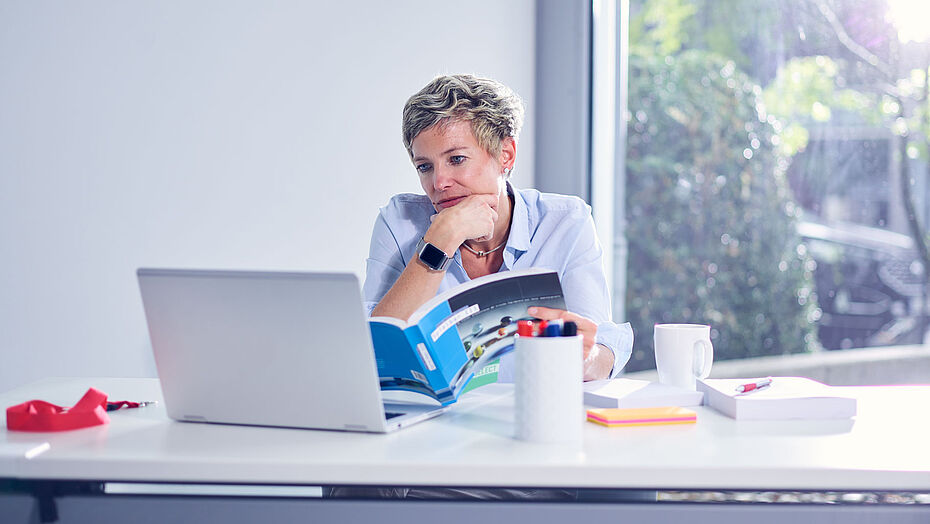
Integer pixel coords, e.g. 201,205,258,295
535,320,548,336
517,320,535,337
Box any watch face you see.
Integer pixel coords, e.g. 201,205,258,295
420,242,448,270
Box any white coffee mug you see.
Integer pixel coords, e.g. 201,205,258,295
654,324,714,390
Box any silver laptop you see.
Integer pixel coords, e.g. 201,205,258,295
137,268,447,433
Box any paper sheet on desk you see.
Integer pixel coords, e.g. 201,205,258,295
697,377,857,420
583,378,704,409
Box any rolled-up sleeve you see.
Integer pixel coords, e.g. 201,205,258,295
560,211,633,377
592,321,634,378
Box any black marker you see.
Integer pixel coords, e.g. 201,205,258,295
562,321,578,337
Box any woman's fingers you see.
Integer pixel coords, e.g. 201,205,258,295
526,306,612,379
443,194,498,241
527,307,597,331
526,307,597,351
526,306,562,320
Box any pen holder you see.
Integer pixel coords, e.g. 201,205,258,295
514,334,584,443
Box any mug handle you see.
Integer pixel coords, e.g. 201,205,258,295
692,339,714,379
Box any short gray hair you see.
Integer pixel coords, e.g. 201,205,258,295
402,74,525,159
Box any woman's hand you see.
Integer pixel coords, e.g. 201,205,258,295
427,194,499,251
527,306,615,381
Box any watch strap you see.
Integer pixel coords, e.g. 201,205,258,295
415,237,453,272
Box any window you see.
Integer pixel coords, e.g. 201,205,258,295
619,0,930,372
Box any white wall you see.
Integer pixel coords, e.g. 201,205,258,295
0,1,536,391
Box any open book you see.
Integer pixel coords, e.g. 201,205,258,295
697,377,858,420
369,268,565,406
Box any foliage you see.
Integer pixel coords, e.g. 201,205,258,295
630,0,784,80
629,0,696,58
762,56,879,156
623,0,930,368
624,51,821,371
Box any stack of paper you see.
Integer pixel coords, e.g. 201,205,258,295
583,378,704,409
586,407,697,427
697,377,857,420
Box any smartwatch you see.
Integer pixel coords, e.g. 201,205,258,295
415,237,452,272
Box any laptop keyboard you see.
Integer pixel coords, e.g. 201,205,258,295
384,412,404,420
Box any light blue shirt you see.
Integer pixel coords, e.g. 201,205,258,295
362,183,633,378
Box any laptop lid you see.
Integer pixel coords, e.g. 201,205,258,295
138,268,420,433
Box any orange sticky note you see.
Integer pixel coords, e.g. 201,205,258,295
586,406,697,427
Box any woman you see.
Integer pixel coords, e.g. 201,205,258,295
363,74,632,381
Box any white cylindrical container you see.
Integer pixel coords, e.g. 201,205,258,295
514,334,584,443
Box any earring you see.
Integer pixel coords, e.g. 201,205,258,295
502,167,512,177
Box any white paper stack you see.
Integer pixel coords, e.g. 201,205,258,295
697,377,857,420
584,378,704,409
514,335,584,443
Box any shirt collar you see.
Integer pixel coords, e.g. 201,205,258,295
504,180,531,255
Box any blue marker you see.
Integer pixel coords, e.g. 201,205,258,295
544,321,562,337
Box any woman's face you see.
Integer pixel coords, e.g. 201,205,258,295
410,120,514,213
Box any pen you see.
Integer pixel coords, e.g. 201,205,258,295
735,377,772,395
106,400,158,412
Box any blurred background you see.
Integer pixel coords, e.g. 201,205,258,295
0,1,537,390
2,0,929,391
620,0,930,384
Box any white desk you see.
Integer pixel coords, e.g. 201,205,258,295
2,377,930,523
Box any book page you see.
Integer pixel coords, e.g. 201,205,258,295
369,320,440,402
445,271,565,394
407,268,554,325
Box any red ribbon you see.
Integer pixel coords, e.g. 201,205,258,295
6,387,111,432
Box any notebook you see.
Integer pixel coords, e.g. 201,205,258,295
587,407,697,427
697,377,857,420
583,378,704,409
137,268,447,433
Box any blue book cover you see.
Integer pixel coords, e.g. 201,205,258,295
369,268,565,405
